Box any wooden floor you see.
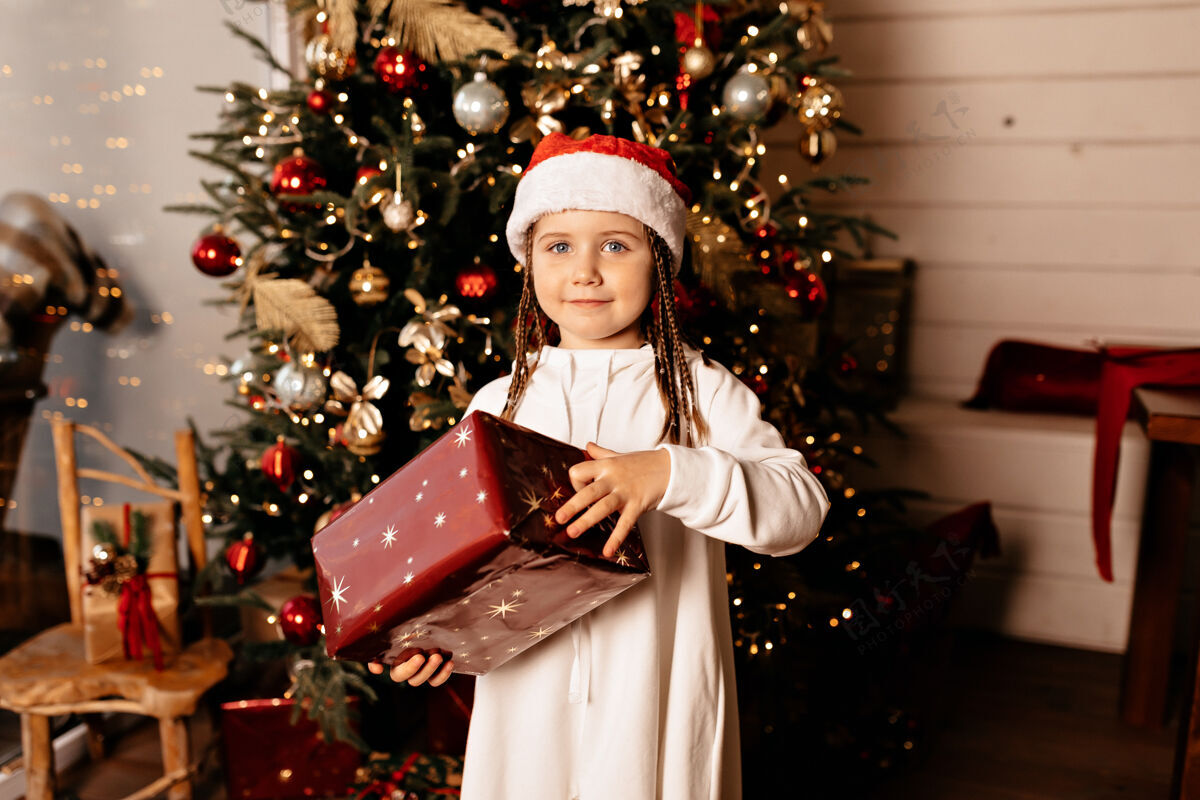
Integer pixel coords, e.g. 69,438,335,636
1,629,1184,799
866,630,1184,799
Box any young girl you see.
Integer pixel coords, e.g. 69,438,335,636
368,132,831,799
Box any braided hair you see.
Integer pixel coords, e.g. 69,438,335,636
500,224,709,447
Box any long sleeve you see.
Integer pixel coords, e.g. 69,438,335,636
653,365,830,557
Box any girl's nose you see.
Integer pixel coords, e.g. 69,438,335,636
570,249,601,283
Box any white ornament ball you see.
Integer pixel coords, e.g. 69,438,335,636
722,67,771,121
381,193,415,232
273,361,327,411
452,72,510,135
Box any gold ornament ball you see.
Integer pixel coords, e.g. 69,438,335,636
346,427,386,457
349,265,389,306
798,80,844,130
799,127,837,165
305,34,357,81
682,45,716,80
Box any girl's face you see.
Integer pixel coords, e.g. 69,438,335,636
530,209,654,350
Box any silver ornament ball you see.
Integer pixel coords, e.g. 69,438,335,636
273,361,328,411
722,68,771,121
452,72,510,135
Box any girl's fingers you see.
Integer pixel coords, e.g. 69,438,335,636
566,493,622,538
409,652,444,686
367,661,384,675
603,511,636,558
586,442,619,459
555,480,606,527
429,660,455,687
389,654,424,683
566,459,598,492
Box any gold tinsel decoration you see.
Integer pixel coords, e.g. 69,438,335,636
324,0,518,63
686,210,752,311
253,278,341,354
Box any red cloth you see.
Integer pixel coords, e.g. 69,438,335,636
1092,346,1200,581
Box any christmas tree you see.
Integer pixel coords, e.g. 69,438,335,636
170,0,936,793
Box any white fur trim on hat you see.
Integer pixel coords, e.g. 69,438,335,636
505,151,687,274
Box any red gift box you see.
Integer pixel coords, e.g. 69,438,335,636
312,409,650,675
220,697,362,799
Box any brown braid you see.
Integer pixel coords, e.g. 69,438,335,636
500,232,545,422
500,223,709,448
643,224,709,447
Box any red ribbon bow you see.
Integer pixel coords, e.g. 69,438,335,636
118,573,165,671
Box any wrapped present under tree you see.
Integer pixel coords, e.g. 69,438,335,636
313,410,650,675
220,695,363,800
80,501,180,670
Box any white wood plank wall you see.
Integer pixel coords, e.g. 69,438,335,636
761,0,1200,650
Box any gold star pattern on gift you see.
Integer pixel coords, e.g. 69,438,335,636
328,575,350,613
528,625,552,640
614,547,631,566
476,490,488,504
381,524,398,548
487,597,524,619
404,572,415,584
454,425,472,447
520,488,542,515
415,491,424,502
434,512,446,527
458,467,469,478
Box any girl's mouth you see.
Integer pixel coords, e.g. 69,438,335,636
567,300,610,307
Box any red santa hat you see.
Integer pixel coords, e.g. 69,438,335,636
505,132,692,274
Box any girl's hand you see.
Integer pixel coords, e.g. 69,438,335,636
367,648,455,687
554,442,671,558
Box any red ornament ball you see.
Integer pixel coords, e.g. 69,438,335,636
224,533,264,585
747,372,769,396
261,438,300,491
191,231,242,277
306,88,332,114
785,267,828,319
270,153,327,209
279,594,322,646
672,279,718,327
373,47,424,92
455,262,498,300
356,163,383,185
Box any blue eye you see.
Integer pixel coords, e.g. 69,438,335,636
549,242,570,254
603,240,628,253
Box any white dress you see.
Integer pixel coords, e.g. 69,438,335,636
458,343,831,800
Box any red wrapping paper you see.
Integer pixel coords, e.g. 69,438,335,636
220,697,362,800
312,410,651,675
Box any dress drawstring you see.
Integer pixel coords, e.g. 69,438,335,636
567,612,591,704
